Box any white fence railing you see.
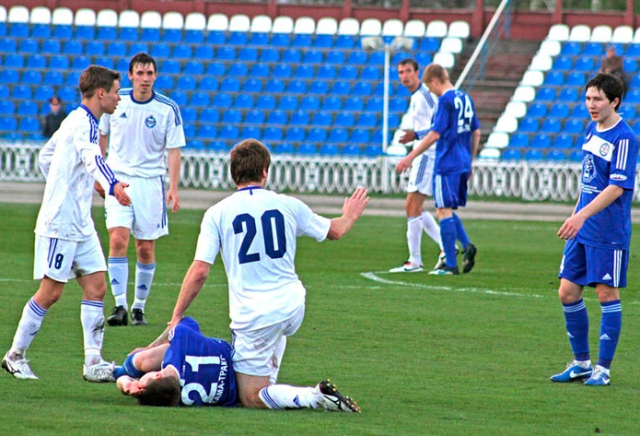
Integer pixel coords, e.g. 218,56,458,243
1,143,638,202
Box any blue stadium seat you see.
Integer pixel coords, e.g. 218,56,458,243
625,89,640,103
582,42,603,56
65,71,81,87
531,133,552,148
0,116,17,130
335,113,355,127
300,96,320,111
0,37,16,53
565,72,586,87
235,94,255,109
206,62,226,76
163,29,182,43
335,35,355,49
265,79,285,93
216,47,236,61
364,145,382,156
350,128,371,143
501,148,522,160
222,109,243,124
169,91,188,106
221,78,241,92
17,101,39,116
19,38,39,54
279,96,299,111
623,57,638,73
564,119,585,133
357,113,378,128
574,135,585,148
27,54,46,69
317,65,337,80
212,93,233,108
243,109,265,125
209,140,229,152
272,65,292,79
574,56,595,71
151,43,171,58
309,81,329,95
41,40,61,55
294,65,315,79
228,32,247,46
292,34,312,47
524,149,544,161
275,142,295,154
536,87,556,102
0,85,8,99
312,111,332,126
271,33,291,47
568,150,583,162
319,144,339,155
97,27,117,41
198,125,218,139
391,51,412,65
181,108,197,124
186,139,205,150
190,92,210,107
552,55,573,71
509,133,530,147
71,56,91,71
388,113,400,129
106,41,127,57
220,125,240,140
421,37,440,51
177,76,196,91
34,85,55,102
257,95,276,110
540,118,561,133
9,23,29,38
12,86,32,100
241,126,261,140
326,50,345,64
560,41,581,56
338,65,358,80
619,105,637,119
3,53,23,68
156,76,175,92
313,34,333,48
58,86,77,103
22,71,42,85
184,29,204,44
297,143,317,154
53,25,72,39
571,104,588,118
268,110,288,125
344,96,364,111
0,69,19,83
553,134,574,149
181,123,195,139
332,82,351,96
558,88,580,102
199,108,220,123
243,78,263,93
75,26,95,40
251,64,270,78
518,117,539,133
322,96,342,111
360,66,381,81
347,51,367,65
184,60,204,75
239,47,258,62
544,71,564,86
285,127,305,142
526,103,548,118
369,51,386,65
548,103,569,118
303,49,323,64
328,128,349,143
281,49,302,63
415,52,432,67
342,144,362,156
31,24,51,38
366,97,384,112
389,98,408,112
307,128,327,143
249,32,269,46
290,110,309,125
19,117,40,133
95,57,114,69
632,121,640,136
263,127,284,141
84,41,104,57
118,27,138,41
194,45,214,61
260,48,279,63
352,82,373,96
129,43,149,56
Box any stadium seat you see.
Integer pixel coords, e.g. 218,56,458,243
259,48,279,63
294,65,315,79
518,117,539,133
299,96,320,112
265,79,286,94
243,79,262,93
222,109,243,124
558,88,580,102
212,93,233,108
12,85,32,100
206,62,225,77
181,108,197,124
317,65,337,80
501,148,522,160
547,103,569,118
560,41,581,56
63,40,83,55
571,104,588,118
41,40,61,55
271,33,291,47
308,81,329,95
332,82,351,96
531,133,552,148
0,69,19,84
278,96,298,111
540,119,561,134
17,101,39,117
619,105,637,119
536,87,556,102
177,76,196,91
335,113,355,127
553,134,574,149
296,143,317,154
0,116,18,131
509,133,530,147
342,144,362,156
4,54,25,68
344,96,364,112
216,47,236,61
319,144,340,155
565,72,586,87
151,43,171,58
322,96,342,111
281,49,302,63
169,91,188,106
267,110,288,126
564,119,585,133
249,32,269,46
0,37,17,53
307,128,327,142
272,64,292,79
256,95,276,110
129,43,149,56
22,71,42,86
289,110,309,126
303,49,323,64
357,113,378,128
95,57,114,69
292,34,313,47
239,47,258,62
364,145,382,156
190,92,210,107
243,109,265,125
235,94,255,109
285,127,306,142
574,56,595,71
198,125,218,139
350,128,371,143
221,78,241,92
263,127,284,141
524,149,544,161
199,108,220,123
107,42,127,57
43,71,63,87
526,103,548,118
34,85,55,102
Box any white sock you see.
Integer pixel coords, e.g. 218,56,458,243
407,217,423,266
575,359,592,369
10,298,47,358
421,211,443,249
81,300,105,366
259,385,319,409
132,262,155,311
269,336,287,385
108,257,128,309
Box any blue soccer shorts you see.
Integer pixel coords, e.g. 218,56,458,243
559,238,628,288
433,172,469,209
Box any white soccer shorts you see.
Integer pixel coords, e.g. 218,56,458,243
105,175,169,240
407,153,434,196
231,304,305,377
34,233,107,282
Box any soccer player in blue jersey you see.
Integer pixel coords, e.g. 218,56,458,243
549,73,637,386
396,63,479,275
115,317,238,407
389,59,445,274
168,139,366,412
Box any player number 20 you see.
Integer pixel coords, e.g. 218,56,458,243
233,210,287,264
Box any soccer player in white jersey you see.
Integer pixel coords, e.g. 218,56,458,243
389,59,445,273
98,53,186,327
1,66,131,381
549,73,637,386
168,139,368,412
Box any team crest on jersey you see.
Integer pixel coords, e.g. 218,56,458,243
583,154,596,182
145,115,157,128
599,143,610,156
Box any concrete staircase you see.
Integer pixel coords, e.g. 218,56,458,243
451,39,541,146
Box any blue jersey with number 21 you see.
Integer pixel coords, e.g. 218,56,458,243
431,89,480,175
163,317,238,407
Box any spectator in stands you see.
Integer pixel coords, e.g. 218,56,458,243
41,96,66,139
600,46,628,95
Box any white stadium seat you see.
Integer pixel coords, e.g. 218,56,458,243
632,27,640,44
536,40,561,57
520,71,544,87
140,11,161,29
426,20,447,38
590,24,612,42
162,12,184,30
251,15,272,33
52,7,73,26
433,52,455,69
30,6,51,24
382,18,403,37
440,37,463,54
74,8,96,26
119,10,140,28
206,13,228,32
184,12,205,30
611,25,633,43
404,19,426,38
316,17,338,35
272,16,293,34
448,20,470,38
503,101,527,119
293,16,315,34
568,24,591,42
511,86,536,103
360,18,381,36
546,23,569,41
528,54,552,72
228,14,250,32
478,148,501,159
485,132,510,149
0,6,6,22
338,17,359,35
8,5,29,23
96,9,118,27
493,116,518,133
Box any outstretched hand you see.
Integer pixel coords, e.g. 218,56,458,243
342,187,370,219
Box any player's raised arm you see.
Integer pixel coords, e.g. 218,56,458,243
327,187,370,240
170,260,212,327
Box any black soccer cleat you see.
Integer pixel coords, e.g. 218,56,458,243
317,379,361,413
462,243,477,273
107,306,128,326
131,309,148,326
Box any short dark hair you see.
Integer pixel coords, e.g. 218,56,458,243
79,65,121,99
586,73,624,111
129,52,157,74
230,139,271,186
49,96,62,104
398,58,419,72
136,376,181,407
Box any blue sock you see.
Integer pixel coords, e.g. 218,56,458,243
113,352,144,379
562,299,590,362
439,217,457,268
452,213,470,248
598,300,622,369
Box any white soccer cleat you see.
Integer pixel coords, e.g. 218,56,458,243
83,360,116,383
389,261,424,273
316,379,361,413
2,352,39,380
433,251,447,271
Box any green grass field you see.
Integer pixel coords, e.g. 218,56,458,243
1,201,640,435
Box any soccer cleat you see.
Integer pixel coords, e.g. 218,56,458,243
316,379,361,413
428,265,460,275
549,362,593,383
433,251,447,271
83,360,116,383
462,243,477,273
389,261,424,273
107,306,128,326
2,352,38,380
584,366,610,386
131,309,148,326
